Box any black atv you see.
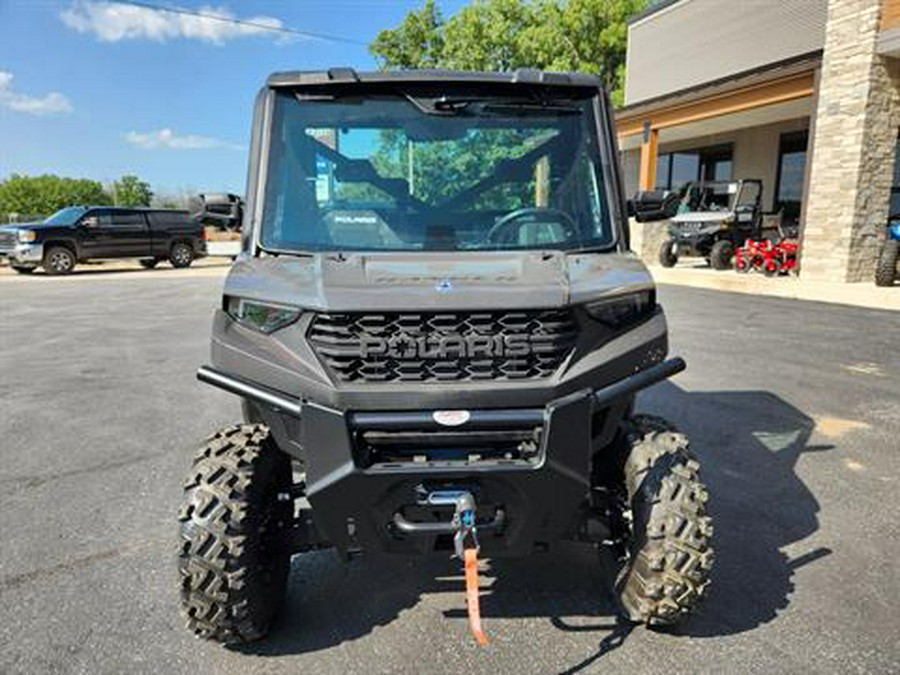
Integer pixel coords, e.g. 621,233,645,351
639,179,763,270
178,68,714,646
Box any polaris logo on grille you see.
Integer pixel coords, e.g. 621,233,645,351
359,333,532,359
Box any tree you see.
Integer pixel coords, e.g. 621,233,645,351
369,0,445,69
0,174,111,216
112,174,153,207
370,0,648,106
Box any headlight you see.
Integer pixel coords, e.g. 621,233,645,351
585,290,655,328
17,230,37,243
225,296,301,333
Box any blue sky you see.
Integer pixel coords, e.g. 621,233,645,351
0,1,466,196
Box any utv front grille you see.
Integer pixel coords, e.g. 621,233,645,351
309,309,577,383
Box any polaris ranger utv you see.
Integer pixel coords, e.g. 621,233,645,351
653,179,763,270
179,68,713,645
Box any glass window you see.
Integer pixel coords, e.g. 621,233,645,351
654,144,732,191
147,211,190,228
260,89,613,253
109,212,146,227
712,159,732,181
775,131,809,226
670,153,700,190
655,154,670,190
43,207,87,226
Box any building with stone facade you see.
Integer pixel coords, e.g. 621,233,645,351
617,0,900,282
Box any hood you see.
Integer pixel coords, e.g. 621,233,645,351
224,250,654,312
669,212,731,225
0,221,45,232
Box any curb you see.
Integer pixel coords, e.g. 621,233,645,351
649,265,900,312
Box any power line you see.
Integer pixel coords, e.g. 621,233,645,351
114,0,367,46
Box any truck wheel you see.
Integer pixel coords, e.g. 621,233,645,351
169,242,194,269
178,424,293,644
658,239,678,268
616,415,713,626
709,240,734,270
43,246,76,275
875,240,898,286
139,258,160,269
11,265,34,275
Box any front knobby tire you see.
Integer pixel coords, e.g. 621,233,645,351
617,415,714,626
710,240,735,270
178,424,293,644
658,239,678,268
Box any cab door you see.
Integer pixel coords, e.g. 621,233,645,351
105,210,152,257
76,208,115,258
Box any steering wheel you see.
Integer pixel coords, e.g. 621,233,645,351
485,207,578,245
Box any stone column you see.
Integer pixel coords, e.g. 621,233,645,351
801,0,900,282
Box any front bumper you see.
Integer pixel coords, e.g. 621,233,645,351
0,242,43,266
671,231,717,256
197,357,685,557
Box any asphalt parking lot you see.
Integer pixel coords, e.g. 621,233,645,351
1,267,898,674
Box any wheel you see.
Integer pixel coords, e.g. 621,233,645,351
709,240,735,270
43,246,76,275
763,260,781,277
616,415,713,626
658,239,678,268
875,240,898,286
169,242,194,268
11,265,34,275
178,424,293,644
139,258,159,269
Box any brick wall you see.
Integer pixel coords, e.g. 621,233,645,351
801,0,900,282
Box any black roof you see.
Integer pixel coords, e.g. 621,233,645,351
266,67,602,89
77,206,189,214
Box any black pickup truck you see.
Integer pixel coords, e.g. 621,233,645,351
0,206,206,275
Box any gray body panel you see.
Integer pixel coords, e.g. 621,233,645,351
212,251,666,412
223,250,654,312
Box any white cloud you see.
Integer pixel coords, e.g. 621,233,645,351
125,128,243,151
0,71,73,115
60,1,286,44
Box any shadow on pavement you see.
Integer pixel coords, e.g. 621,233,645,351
238,383,832,668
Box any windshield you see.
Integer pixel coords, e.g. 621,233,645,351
260,89,613,253
44,207,87,226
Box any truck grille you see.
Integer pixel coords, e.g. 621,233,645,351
309,309,577,383
0,231,16,248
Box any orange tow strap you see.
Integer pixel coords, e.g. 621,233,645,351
463,547,488,646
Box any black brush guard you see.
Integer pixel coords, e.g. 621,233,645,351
197,358,685,557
